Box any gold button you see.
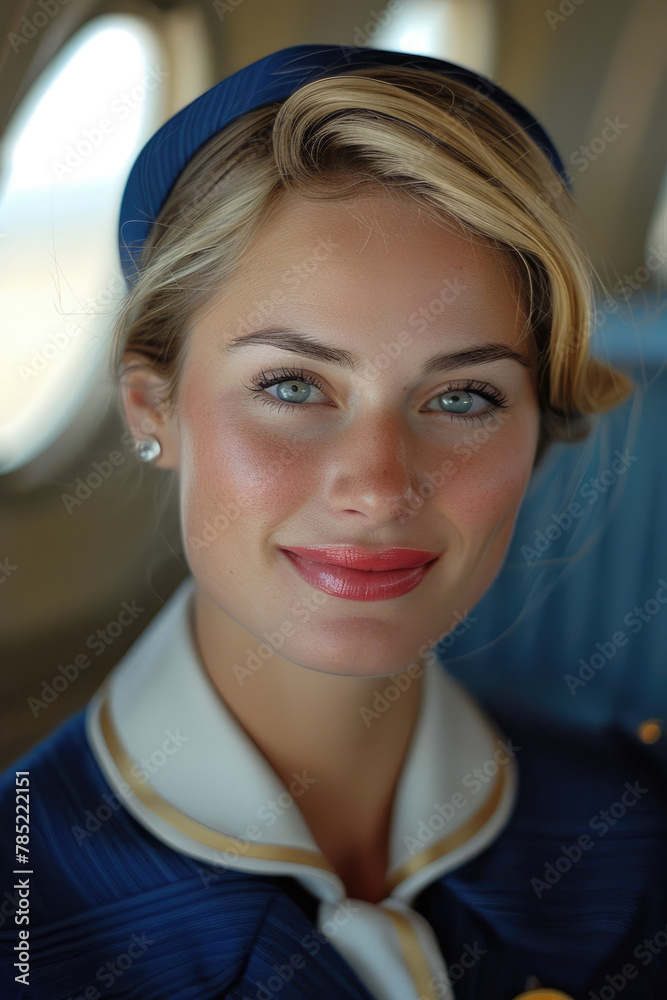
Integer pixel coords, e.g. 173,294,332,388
637,718,663,744
512,991,576,999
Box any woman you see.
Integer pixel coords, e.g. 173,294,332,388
1,43,665,1000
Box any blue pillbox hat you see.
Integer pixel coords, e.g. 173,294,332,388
118,42,569,291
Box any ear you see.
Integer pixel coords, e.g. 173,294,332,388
119,352,180,470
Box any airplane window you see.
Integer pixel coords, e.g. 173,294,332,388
644,163,667,292
0,14,165,477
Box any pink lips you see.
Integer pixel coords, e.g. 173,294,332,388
279,546,442,601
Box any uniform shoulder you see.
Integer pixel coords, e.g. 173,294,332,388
0,709,319,999
0,708,223,921
486,703,664,805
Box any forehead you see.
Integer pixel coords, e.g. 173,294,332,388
237,186,512,274
192,187,531,354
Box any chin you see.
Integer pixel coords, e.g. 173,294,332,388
283,617,430,678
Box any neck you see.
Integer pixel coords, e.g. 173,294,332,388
190,586,427,814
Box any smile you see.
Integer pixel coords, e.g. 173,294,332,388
279,549,441,601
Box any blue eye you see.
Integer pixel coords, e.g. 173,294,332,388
243,367,508,423
275,379,315,404
424,380,508,419
437,389,475,413
242,367,328,414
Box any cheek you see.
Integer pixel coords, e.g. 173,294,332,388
442,418,538,531
178,399,318,532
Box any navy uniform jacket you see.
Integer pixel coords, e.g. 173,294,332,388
1,578,666,1000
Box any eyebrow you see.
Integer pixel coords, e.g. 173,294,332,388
225,328,532,377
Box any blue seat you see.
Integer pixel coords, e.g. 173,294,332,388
441,300,667,761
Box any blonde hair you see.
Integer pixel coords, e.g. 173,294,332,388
112,66,633,463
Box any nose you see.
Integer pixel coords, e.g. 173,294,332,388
324,411,424,527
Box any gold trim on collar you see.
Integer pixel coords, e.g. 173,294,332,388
99,683,510,892
99,692,337,873
386,735,507,891
384,907,440,1000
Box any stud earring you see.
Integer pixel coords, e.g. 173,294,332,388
134,437,162,463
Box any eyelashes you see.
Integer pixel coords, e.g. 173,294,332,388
245,366,325,396
242,365,509,424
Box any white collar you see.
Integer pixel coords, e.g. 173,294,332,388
86,575,517,907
